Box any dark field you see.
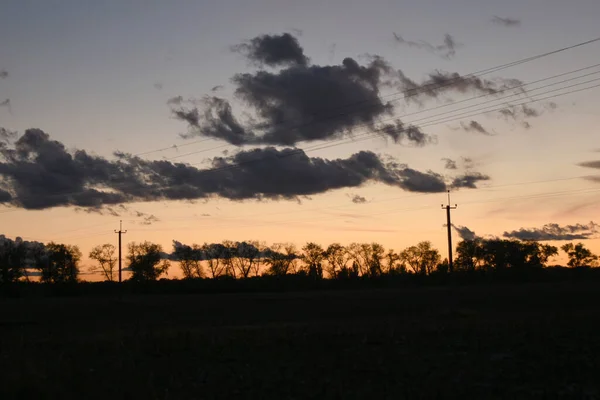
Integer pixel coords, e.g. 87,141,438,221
2,282,600,399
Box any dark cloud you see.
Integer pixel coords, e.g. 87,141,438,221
232,33,309,67
396,167,446,192
153,83,163,90
379,120,436,146
503,222,598,241
0,188,12,202
578,159,600,182
0,129,136,209
0,128,17,144
167,96,184,106
350,194,367,204
578,160,600,169
140,214,160,225
461,120,492,135
211,85,224,92
393,33,460,59
397,70,524,104
0,70,7,79
0,129,489,210
0,99,10,108
173,53,416,146
442,158,457,170
452,224,479,241
492,16,522,27
450,172,490,189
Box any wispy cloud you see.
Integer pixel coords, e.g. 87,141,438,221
492,16,522,27
393,33,460,59
503,222,599,241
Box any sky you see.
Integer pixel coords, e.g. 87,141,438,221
1,0,600,279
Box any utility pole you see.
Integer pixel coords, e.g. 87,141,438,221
115,220,127,283
441,190,457,273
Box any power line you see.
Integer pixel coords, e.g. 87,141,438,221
131,36,600,159
0,63,599,211
0,78,597,214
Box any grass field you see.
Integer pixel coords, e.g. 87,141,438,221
2,282,600,399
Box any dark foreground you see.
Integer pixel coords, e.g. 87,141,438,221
2,282,600,399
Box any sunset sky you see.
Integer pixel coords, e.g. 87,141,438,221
1,0,599,279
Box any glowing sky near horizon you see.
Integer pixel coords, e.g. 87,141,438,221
0,0,599,278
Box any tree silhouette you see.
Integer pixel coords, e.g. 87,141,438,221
324,243,349,278
384,249,402,274
399,241,441,275
0,236,28,283
264,243,298,276
455,239,558,271
561,243,599,268
203,243,227,278
454,239,486,272
89,244,117,282
301,242,325,279
127,241,169,282
172,241,203,279
232,241,260,278
39,243,82,283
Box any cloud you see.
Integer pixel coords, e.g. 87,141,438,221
379,120,437,146
460,120,492,135
350,194,367,204
173,33,441,147
495,104,546,127
492,16,521,27
232,33,309,67
393,33,460,59
167,96,184,106
397,69,524,104
0,70,7,79
0,129,489,210
172,53,425,146
576,159,600,182
503,222,599,241
0,128,17,144
450,172,490,189
452,224,479,241
578,160,600,169
442,158,457,170
140,214,160,225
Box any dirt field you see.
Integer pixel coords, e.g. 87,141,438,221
2,282,600,399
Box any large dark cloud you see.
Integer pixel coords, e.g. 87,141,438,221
393,33,460,59
492,16,521,27
0,129,490,210
503,222,599,241
232,33,309,67
172,33,438,147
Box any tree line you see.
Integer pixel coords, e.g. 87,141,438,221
0,234,598,284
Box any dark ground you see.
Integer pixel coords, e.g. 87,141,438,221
1,282,600,399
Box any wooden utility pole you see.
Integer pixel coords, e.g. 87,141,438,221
442,190,457,273
115,220,127,283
